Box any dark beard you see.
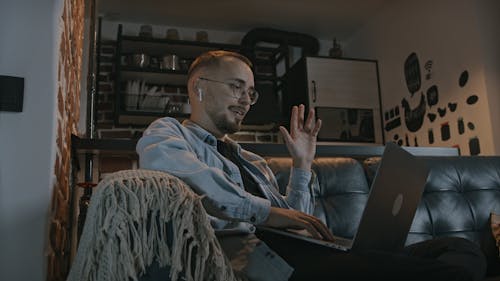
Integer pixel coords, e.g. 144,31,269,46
214,117,241,135
215,117,241,134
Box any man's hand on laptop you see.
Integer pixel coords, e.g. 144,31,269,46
261,207,335,242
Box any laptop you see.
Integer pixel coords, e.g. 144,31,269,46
257,142,430,253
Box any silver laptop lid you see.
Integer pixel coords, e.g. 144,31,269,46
350,142,430,252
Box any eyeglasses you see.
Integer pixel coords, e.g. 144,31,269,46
198,77,259,105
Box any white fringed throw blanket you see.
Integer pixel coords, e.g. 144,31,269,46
66,169,239,281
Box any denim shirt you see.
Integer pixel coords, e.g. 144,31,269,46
137,117,320,280
136,117,317,234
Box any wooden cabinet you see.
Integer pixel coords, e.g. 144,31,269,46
284,56,384,144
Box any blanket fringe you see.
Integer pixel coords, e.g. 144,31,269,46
66,169,240,281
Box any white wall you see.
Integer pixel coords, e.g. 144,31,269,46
345,0,497,155
0,0,62,280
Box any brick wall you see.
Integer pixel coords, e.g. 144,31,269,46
47,0,85,280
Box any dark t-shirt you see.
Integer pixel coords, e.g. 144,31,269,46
217,140,263,198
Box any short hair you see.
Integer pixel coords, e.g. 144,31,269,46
187,50,253,79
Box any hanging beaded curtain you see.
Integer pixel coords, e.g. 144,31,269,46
47,0,85,280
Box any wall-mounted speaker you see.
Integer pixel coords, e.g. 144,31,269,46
0,75,24,112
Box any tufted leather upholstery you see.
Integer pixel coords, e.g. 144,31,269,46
267,157,370,239
362,157,500,245
410,157,500,244
266,155,500,277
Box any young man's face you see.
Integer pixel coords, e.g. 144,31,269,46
197,57,255,136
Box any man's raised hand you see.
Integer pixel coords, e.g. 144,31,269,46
279,104,322,170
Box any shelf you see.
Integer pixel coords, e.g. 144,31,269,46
72,135,138,153
120,67,188,85
120,65,188,75
254,74,279,82
121,36,241,58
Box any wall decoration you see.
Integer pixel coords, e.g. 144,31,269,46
441,122,450,141
402,93,426,132
384,105,401,132
404,52,421,96
457,117,465,134
426,85,439,107
459,70,469,87
427,113,437,122
469,137,481,155
385,117,401,131
428,128,434,144
437,107,446,117
424,60,433,80
448,102,457,112
466,94,479,105
389,52,483,155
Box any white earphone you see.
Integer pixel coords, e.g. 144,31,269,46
197,87,203,102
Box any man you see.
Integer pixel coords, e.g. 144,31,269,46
137,50,486,281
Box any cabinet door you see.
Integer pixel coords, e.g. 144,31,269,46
305,57,383,144
306,57,379,109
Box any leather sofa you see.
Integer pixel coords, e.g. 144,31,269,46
266,155,500,279
76,147,500,280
